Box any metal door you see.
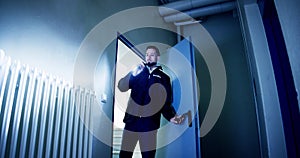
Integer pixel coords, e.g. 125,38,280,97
157,38,200,158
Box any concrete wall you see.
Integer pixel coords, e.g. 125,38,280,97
0,1,177,157
182,11,261,158
0,0,169,82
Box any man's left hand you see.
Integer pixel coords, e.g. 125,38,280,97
170,115,185,124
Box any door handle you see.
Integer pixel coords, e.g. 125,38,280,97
183,110,192,127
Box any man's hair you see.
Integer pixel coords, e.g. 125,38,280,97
146,45,160,56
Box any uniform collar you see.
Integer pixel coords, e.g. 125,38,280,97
146,64,162,73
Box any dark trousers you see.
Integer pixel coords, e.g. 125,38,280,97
119,129,157,158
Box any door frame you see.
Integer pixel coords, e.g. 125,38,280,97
111,33,145,157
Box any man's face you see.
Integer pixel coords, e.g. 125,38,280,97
145,48,159,64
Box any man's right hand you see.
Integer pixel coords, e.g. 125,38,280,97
132,64,144,76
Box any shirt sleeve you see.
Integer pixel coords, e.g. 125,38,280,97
161,75,177,121
117,72,132,92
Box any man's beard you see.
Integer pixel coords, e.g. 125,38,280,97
143,62,157,67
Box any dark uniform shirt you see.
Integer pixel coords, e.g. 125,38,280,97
118,65,176,132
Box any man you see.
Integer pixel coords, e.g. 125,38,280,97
118,45,184,158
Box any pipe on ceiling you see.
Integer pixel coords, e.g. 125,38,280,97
158,0,231,16
162,1,236,23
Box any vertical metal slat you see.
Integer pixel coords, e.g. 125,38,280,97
59,83,71,158
66,88,76,158
0,61,21,158
37,74,51,158
45,78,58,158
19,68,37,158
52,80,65,158
28,72,45,157
72,87,81,158
83,91,91,158
9,65,29,158
88,92,95,158
0,55,11,114
77,89,86,158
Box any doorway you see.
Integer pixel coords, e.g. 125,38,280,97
112,34,200,158
112,34,144,158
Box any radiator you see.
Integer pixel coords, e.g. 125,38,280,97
0,51,94,158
